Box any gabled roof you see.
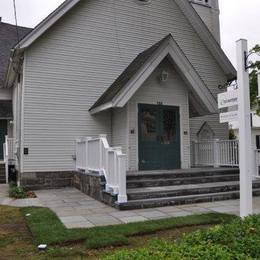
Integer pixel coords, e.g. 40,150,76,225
175,0,236,80
89,34,218,115
16,0,80,50
0,21,31,88
90,35,169,111
14,0,235,81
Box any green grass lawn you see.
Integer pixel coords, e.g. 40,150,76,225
21,207,235,249
0,205,235,259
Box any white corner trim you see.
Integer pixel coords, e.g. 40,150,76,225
174,0,236,79
17,0,81,49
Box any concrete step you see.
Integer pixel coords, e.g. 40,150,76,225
127,174,239,188
117,188,260,210
127,181,260,200
0,164,6,184
127,168,239,181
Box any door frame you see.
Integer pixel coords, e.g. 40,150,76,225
0,119,8,161
137,103,182,171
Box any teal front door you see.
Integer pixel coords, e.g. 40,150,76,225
138,104,181,171
0,120,7,160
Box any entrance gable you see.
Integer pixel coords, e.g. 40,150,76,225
197,122,215,141
90,34,218,116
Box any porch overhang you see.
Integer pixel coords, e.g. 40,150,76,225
89,34,218,116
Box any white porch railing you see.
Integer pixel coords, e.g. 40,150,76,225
3,136,15,184
75,134,127,203
192,139,239,168
255,149,260,178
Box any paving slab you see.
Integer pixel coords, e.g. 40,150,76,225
60,216,87,223
2,185,260,229
137,210,168,219
65,221,95,229
120,216,148,224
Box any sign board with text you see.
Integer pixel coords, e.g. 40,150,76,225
219,111,238,123
218,90,238,109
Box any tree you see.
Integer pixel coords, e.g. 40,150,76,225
249,45,260,114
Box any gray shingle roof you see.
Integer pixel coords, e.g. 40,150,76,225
90,34,171,111
0,21,31,88
0,100,12,118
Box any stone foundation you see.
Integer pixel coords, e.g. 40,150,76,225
73,171,117,206
20,170,117,206
21,171,74,190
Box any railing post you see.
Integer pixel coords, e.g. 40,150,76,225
85,137,91,173
4,135,8,184
117,154,127,203
193,141,199,166
99,134,107,174
213,139,220,168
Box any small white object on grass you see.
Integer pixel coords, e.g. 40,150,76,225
38,244,47,250
25,213,31,217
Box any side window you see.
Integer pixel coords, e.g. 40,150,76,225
256,135,260,149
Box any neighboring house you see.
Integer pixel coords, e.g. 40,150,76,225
2,0,240,207
0,18,31,167
232,112,260,149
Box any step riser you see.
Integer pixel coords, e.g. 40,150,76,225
0,165,6,183
128,183,260,200
118,190,260,210
127,175,239,188
127,170,239,181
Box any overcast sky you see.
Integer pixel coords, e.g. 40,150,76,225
0,0,259,66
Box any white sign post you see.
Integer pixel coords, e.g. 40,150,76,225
236,39,253,218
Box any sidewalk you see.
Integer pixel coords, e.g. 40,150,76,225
1,184,260,229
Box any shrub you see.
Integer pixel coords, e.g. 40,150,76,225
9,183,27,199
104,239,247,260
103,215,260,260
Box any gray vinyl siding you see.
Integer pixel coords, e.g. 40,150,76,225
128,58,190,171
22,0,228,172
190,114,229,142
111,107,127,154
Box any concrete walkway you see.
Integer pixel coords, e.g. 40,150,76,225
1,185,260,229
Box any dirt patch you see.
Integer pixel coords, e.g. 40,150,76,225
0,205,218,260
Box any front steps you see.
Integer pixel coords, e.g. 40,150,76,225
0,163,6,184
117,168,260,210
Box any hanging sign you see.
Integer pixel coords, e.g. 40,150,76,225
218,90,238,109
219,111,238,123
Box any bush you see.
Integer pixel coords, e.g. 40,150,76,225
103,215,260,260
9,183,27,199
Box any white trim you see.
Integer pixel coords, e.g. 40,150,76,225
19,56,26,178
135,102,139,171
17,0,81,50
135,102,184,171
126,102,130,170
89,102,113,115
13,0,234,80
174,0,236,79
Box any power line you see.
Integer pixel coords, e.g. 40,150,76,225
13,0,20,47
